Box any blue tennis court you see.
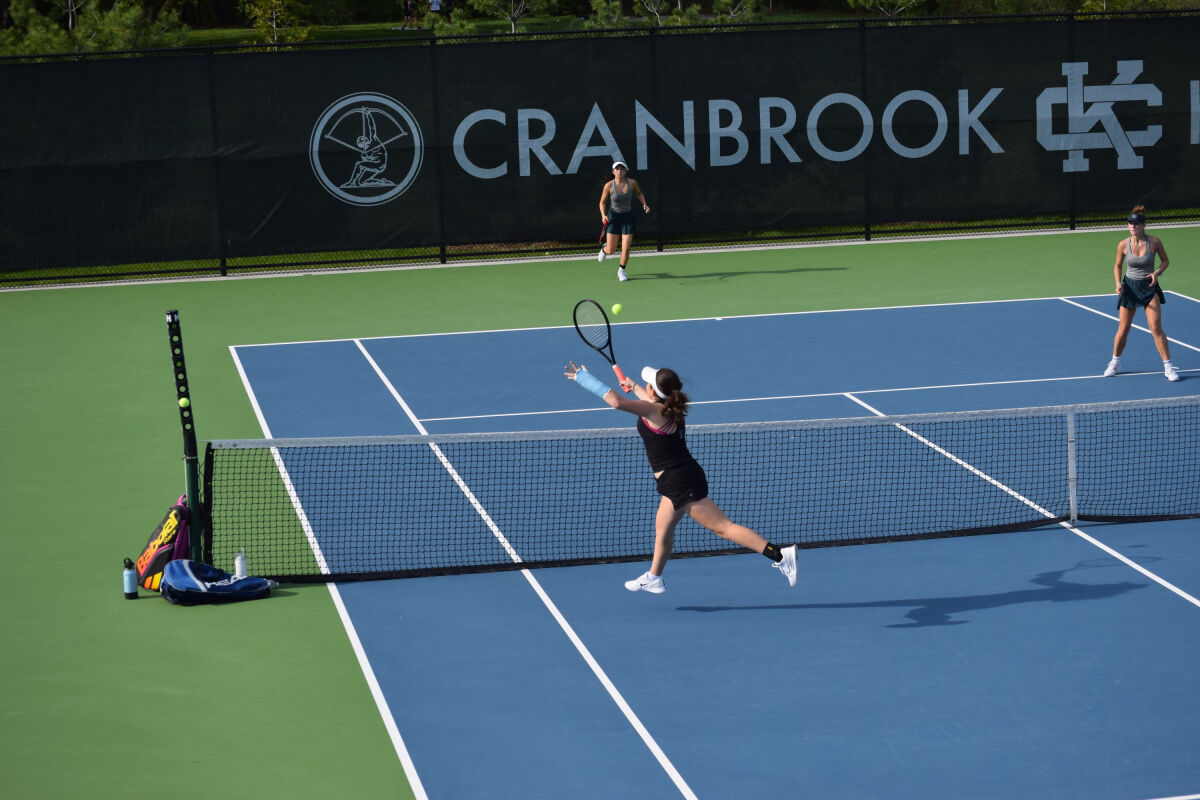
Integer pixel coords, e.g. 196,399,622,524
231,294,1200,800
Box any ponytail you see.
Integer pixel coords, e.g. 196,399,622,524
653,368,689,424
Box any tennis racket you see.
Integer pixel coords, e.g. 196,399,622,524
573,298,630,391
598,219,607,245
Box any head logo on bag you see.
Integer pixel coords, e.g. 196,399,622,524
135,495,190,590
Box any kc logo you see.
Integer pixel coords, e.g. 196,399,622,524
1036,61,1162,172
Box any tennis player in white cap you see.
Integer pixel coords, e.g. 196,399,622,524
564,361,798,593
597,160,650,282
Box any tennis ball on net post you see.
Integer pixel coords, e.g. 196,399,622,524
611,303,623,316
179,397,190,408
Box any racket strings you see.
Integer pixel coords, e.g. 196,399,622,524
577,323,608,349
573,302,611,349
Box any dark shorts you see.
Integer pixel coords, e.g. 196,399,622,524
605,211,636,236
1119,276,1165,309
654,460,709,510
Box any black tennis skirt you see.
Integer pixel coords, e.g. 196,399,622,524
1119,276,1165,309
654,460,709,510
605,211,636,236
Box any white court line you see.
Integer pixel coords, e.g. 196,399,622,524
326,586,430,800
228,292,1197,425
228,345,429,800
352,339,699,800
418,367,1200,424
229,347,331,574
843,392,1200,610
1060,296,1200,354
411,293,1200,423
225,290,1200,356
230,293,1116,349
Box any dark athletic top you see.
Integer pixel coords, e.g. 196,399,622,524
636,416,695,472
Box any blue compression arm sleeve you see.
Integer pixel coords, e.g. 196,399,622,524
573,368,611,400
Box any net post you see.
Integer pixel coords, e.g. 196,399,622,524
1065,409,1078,525
201,442,214,565
165,309,204,562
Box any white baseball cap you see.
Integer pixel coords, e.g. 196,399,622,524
641,366,666,398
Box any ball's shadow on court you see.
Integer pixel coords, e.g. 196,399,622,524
677,565,1150,628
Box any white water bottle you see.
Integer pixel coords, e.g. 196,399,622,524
234,550,247,579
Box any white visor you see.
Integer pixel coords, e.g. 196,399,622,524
612,160,628,170
641,366,666,398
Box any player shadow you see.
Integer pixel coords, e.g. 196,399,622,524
677,565,1149,628
632,266,847,282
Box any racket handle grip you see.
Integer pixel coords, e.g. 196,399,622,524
612,364,630,392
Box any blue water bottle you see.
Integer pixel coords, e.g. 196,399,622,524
123,557,137,599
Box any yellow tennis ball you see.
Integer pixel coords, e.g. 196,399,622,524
179,397,190,408
611,303,623,315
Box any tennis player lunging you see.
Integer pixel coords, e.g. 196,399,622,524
565,361,798,593
1102,206,1180,381
597,161,650,283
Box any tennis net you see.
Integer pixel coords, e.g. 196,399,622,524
201,395,1200,583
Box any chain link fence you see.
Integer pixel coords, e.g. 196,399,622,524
2,11,1197,287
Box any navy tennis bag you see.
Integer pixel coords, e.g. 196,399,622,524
159,560,273,605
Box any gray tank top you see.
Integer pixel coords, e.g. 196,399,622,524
609,180,632,214
1124,236,1156,279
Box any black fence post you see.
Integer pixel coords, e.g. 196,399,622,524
859,21,872,242
428,35,449,264
1067,12,1077,231
649,28,664,252
205,49,229,276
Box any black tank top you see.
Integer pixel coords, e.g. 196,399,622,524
636,417,695,471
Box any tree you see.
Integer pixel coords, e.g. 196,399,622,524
845,0,922,16
74,1,187,50
465,0,555,33
0,0,187,55
639,0,700,26
639,0,754,28
55,0,87,32
244,0,310,47
0,0,72,54
584,0,623,29
710,0,757,24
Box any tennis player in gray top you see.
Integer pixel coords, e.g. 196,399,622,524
1103,205,1179,381
597,161,650,282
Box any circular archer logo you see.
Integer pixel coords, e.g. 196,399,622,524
310,93,423,206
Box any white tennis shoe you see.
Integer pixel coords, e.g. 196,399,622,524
625,571,665,594
597,247,607,263
774,545,798,587
1165,361,1180,381
1102,358,1120,377
617,267,628,282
